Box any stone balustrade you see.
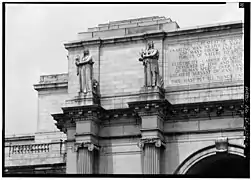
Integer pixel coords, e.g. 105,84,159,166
11,143,50,154
5,141,66,167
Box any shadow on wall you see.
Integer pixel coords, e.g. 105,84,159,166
99,134,114,174
163,134,180,174
105,139,114,174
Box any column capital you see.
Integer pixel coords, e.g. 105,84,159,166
138,138,166,149
74,142,100,152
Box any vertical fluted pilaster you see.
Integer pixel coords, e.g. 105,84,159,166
77,147,94,174
143,144,160,174
139,139,164,174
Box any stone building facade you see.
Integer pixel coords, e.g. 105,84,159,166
5,16,246,176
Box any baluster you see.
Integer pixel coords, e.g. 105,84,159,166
31,145,34,153
37,144,40,153
32,144,35,153
24,145,26,153
21,145,24,154
35,144,38,153
17,146,20,154
44,144,48,152
38,144,41,153
37,144,41,153
27,145,31,153
27,145,30,153
41,144,44,152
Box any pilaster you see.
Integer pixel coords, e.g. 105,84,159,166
128,88,171,174
53,103,105,174
75,142,100,174
138,138,166,174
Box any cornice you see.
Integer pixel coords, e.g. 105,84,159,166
34,82,68,91
52,98,244,134
166,99,244,120
5,136,35,142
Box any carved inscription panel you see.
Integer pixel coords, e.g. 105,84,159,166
165,36,243,86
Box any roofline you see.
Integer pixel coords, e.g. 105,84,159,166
174,20,243,32
64,21,243,49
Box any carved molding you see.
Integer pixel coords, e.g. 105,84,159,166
138,138,166,149
130,100,170,119
166,99,244,120
61,105,106,123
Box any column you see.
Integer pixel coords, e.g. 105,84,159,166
139,138,165,174
76,143,99,174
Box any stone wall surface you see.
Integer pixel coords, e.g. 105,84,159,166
164,117,243,133
35,131,66,143
37,88,69,132
99,138,142,174
99,40,163,97
165,85,243,104
100,42,144,96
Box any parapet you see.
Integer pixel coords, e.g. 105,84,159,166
78,16,179,39
34,73,68,91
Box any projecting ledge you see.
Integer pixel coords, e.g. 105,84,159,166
34,82,68,91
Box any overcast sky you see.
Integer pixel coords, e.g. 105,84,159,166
5,3,244,135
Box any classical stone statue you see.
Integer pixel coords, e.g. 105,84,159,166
139,41,163,87
75,49,94,93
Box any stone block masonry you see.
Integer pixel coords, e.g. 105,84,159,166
15,17,244,176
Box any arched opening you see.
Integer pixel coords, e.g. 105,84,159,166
186,153,247,177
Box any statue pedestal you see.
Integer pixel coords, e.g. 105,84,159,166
63,92,100,108
139,86,165,101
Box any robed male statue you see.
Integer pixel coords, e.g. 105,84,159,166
75,49,94,93
139,41,162,87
